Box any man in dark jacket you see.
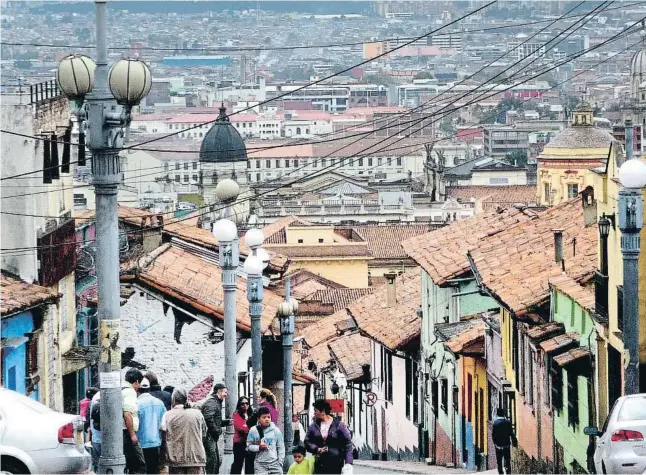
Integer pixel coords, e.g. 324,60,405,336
146,371,172,411
202,383,228,474
492,408,517,474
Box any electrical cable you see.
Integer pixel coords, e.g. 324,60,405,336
2,1,643,53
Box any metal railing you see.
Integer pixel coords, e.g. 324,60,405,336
30,80,62,105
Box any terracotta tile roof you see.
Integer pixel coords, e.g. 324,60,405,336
339,224,433,260
271,269,346,299
1,274,59,316
549,274,595,312
443,320,485,355
469,198,598,316
328,332,372,381
404,206,538,286
163,222,289,270
539,331,579,354
262,216,315,244
435,317,482,342
133,244,283,333
308,288,374,312
301,308,351,348
349,268,422,351
554,346,591,366
447,185,538,209
265,243,371,258
526,322,565,342
74,205,165,228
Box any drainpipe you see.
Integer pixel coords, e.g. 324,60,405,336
554,229,565,272
384,272,397,307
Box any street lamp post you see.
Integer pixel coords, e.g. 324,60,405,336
277,278,298,470
243,228,268,405
617,118,646,395
212,178,241,473
56,2,151,473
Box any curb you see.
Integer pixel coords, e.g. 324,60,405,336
353,460,448,474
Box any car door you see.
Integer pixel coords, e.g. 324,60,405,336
595,401,617,473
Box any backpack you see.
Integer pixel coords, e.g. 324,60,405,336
91,400,101,431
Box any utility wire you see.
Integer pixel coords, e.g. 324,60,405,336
3,25,640,252
0,8,632,201
2,2,643,53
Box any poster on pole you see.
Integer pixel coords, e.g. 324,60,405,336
100,371,122,389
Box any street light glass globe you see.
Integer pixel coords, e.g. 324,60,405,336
243,255,264,276
215,179,240,203
212,218,237,243
56,54,96,99
256,248,270,269
108,58,152,106
245,228,264,248
618,158,646,188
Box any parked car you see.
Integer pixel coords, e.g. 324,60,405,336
585,393,646,474
0,387,91,474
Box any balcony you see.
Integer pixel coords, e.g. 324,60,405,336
594,270,608,319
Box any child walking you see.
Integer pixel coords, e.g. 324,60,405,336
287,445,314,474
246,407,285,475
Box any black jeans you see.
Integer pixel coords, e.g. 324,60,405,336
204,435,220,474
143,447,160,474
123,430,146,474
495,446,511,475
230,441,254,474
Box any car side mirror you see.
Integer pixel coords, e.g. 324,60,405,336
584,426,600,437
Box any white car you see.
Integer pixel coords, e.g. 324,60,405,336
586,394,646,474
0,387,91,474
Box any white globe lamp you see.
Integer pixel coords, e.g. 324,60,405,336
108,58,152,106
212,218,237,243
56,54,96,99
245,228,264,248
256,248,270,269
618,158,646,189
214,179,240,204
243,255,264,276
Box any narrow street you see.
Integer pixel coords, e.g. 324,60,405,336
353,460,492,474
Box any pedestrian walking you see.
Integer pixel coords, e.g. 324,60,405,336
146,371,172,411
247,407,285,475
160,389,208,474
231,396,254,474
304,399,353,475
123,368,147,474
137,377,167,474
80,387,98,434
89,390,101,472
287,445,314,475
202,383,228,474
258,388,279,423
492,408,517,475
292,414,306,446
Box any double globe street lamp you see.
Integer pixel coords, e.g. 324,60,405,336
55,2,152,472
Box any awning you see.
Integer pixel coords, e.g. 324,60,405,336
539,332,579,355
62,346,100,375
444,321,485,356
554,347,591,367
526,322,564,342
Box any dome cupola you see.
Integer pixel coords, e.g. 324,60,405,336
199,104,248,163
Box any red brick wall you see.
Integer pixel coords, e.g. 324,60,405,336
434,422,459,467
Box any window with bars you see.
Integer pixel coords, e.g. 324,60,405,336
617,285,624,332
432,379,439,414
441,378,448,413
551,361,563,413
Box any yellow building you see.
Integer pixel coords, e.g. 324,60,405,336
537,103,614,206
587,145,646,415
363,41,388,60
264,223,373,288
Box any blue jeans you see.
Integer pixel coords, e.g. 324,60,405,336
91,441,102,471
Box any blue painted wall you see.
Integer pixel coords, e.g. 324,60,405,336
1,311,35,398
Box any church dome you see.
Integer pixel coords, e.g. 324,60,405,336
630,28,646,96
539,103,613,161
199,105,248,163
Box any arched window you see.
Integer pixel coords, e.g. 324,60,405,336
296,127,301,135
212,172,218,185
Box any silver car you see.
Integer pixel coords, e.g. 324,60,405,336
0,387,91,474
585,394,646,474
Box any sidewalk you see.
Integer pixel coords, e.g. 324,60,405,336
354,459,498,474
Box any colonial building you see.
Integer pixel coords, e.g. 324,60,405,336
537,104,614,206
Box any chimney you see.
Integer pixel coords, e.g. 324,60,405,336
384,272,397,307
553,229,564,267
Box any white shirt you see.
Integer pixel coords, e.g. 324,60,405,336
321,420,331,440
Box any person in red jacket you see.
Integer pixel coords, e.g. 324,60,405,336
231,396,254,474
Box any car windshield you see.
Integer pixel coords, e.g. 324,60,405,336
617,396,646,421
0,389,54,414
